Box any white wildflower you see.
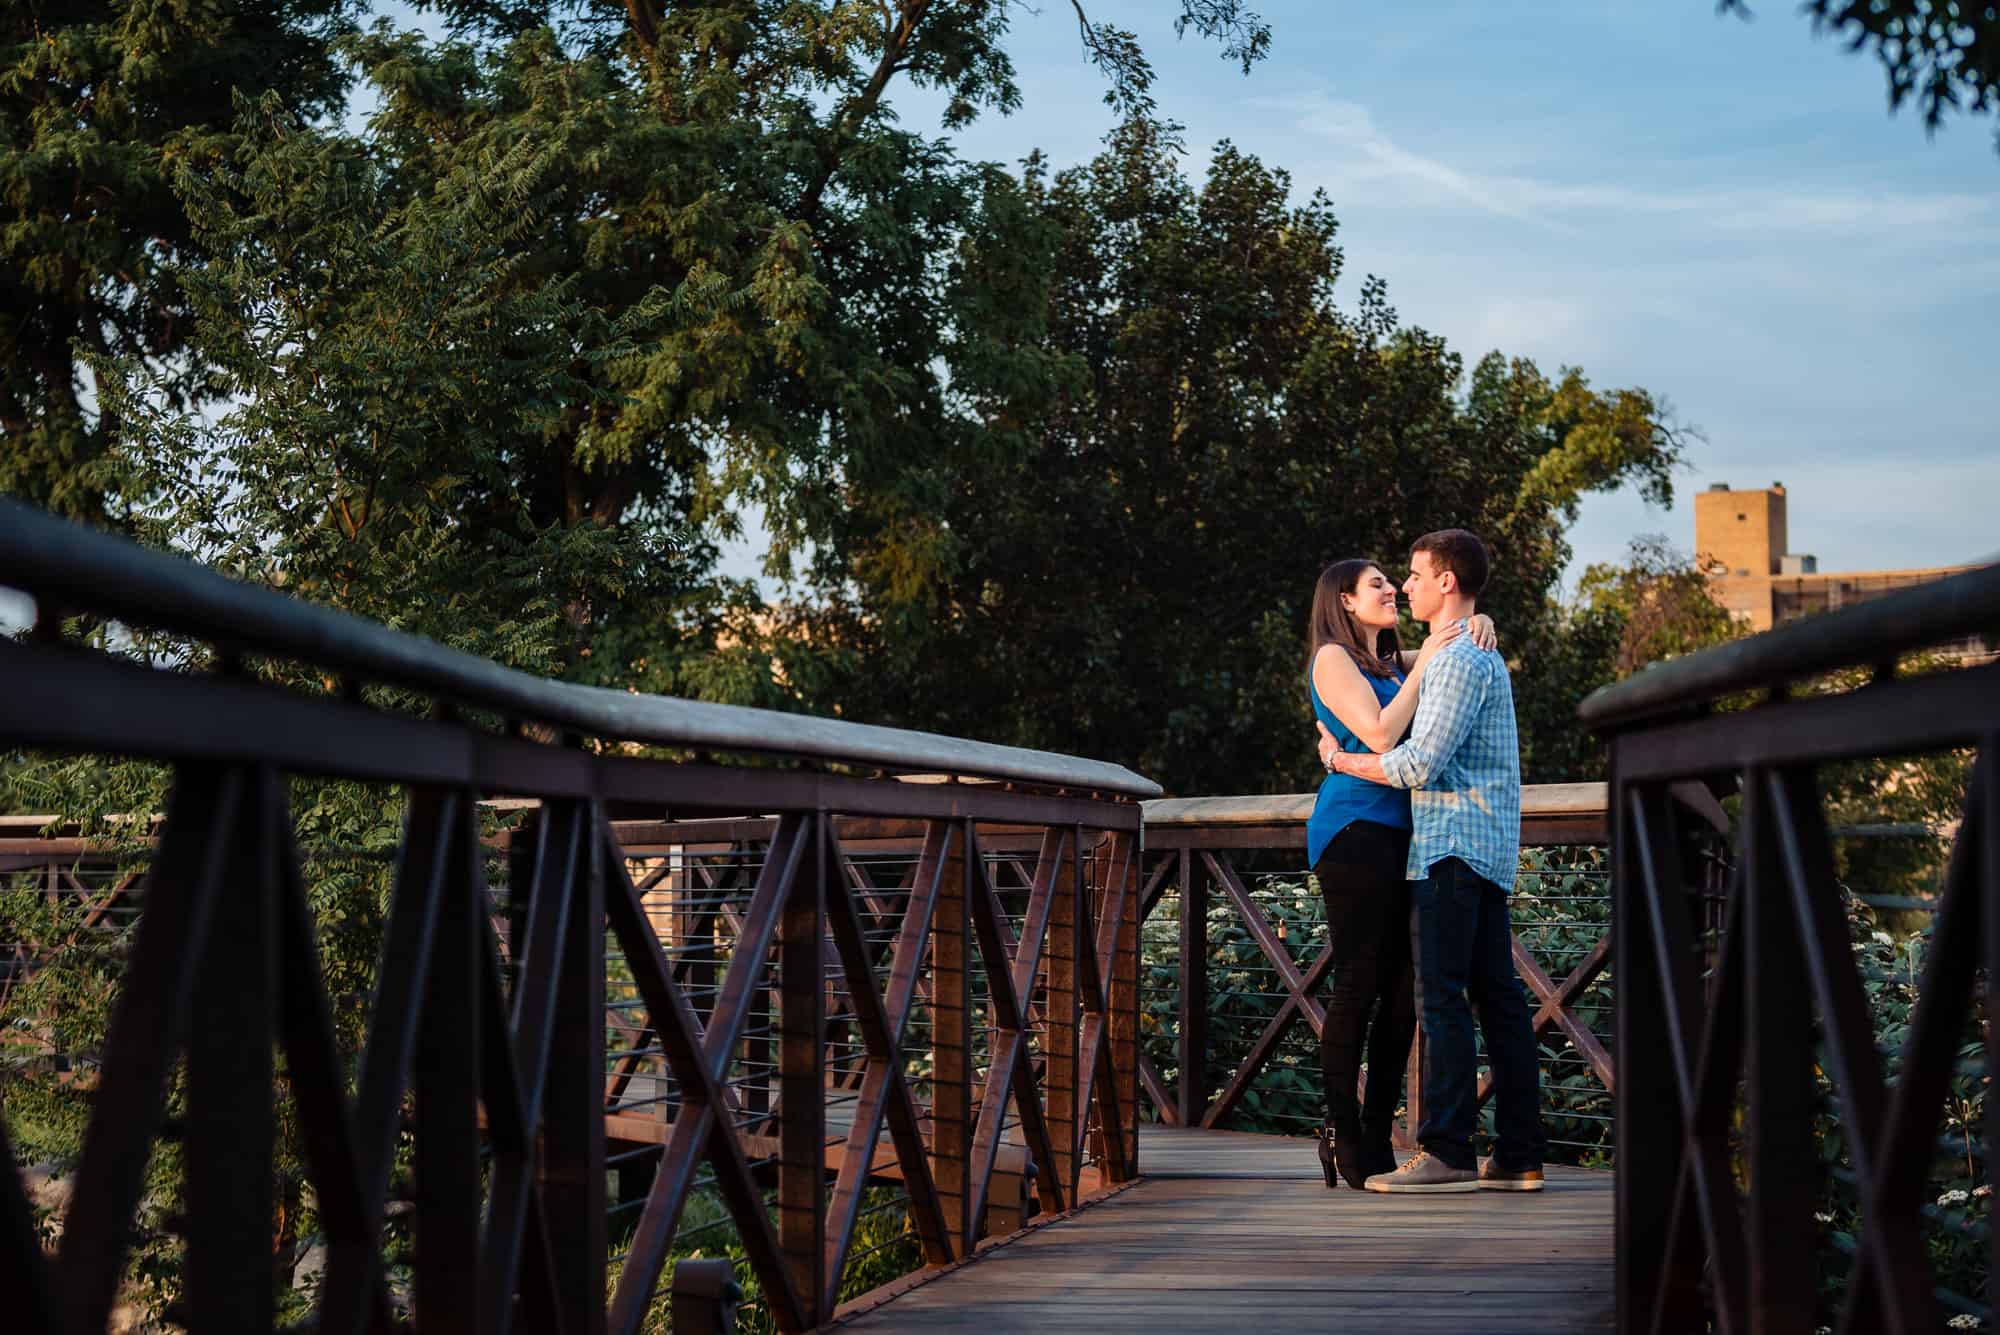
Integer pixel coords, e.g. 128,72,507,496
1975,1184,1992,1199
1938,1188,1971,1208
1946,1315,1979,1330
1872,930,1893,945
1813,1211,1834,1224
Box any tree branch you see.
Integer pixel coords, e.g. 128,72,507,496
797,0,934,223
625,0,659,53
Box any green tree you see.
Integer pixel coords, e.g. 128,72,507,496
789,122,1692,795
0,0,361,521
1573,535,1741,680
1523,536,1743,782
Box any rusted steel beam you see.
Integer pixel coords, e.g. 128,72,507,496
184,766,280,1334
1177,846,1206,1129
1838,757,1989,1332
1199,946,1338,1131
604,816,808,1335
479,801,588,1335
776,815,828,1324
929,823,973,1256
55,767,242,1335
822,822,954,1303
1111,834,1141,1179
963,825,1068,1230
413,786,483,1335
541,801,608,1335
1627,784,1746,1332
1041,827,1082,1204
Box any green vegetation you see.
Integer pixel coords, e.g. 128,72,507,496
13,0,1982,1325
3,1,1689,790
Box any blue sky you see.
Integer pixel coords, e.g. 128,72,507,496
873,1,1999,589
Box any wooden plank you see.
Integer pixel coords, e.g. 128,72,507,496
834,1127,1614,1333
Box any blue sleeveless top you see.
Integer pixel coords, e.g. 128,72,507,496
1306,652,1414,867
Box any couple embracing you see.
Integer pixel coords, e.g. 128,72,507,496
1304,528,1546,1194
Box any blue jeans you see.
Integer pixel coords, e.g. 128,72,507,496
1411,857,1547,1171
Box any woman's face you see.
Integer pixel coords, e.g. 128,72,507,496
1342,565,1400,630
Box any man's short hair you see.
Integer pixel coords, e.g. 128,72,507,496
1410,529,1491,597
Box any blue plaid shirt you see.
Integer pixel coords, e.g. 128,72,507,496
1377,635,1521,888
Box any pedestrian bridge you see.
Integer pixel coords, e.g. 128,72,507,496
1,497,1994,1334
831,1127,1613,1334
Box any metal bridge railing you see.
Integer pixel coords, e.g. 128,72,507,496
1584,558,2000,1334
0,499,1156,1335
1132,785,1723,1161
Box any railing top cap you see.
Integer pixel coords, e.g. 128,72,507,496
0,500,1161,798
1142,782,1608,825
1579,559,2000,730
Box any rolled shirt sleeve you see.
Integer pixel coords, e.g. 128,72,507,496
1379,647,1488,790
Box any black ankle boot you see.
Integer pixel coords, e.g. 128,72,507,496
1318,1125,1368,1189
1316,1127,1340,1188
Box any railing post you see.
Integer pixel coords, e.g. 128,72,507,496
1113,830,1141,1179
1176,846,1206,1128
1613,771,1682,1333
1042,826,1082,1204
929,821,973,1254
412,786,481,1335
183,764,276,1333
776,813,828,1325
1743,769,1815,1334
542,797,608,1335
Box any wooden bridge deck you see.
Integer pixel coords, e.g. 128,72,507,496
830,1127,1615,1334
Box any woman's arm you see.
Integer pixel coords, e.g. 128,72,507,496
1394,614,1495,670
1312,642,1433,754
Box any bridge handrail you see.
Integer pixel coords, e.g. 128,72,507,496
0,499,1158,797
1579,558,2000,728
1589,569,1997,1330
1142,782,1610,826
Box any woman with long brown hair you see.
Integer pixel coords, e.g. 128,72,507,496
1305,558,1492,1188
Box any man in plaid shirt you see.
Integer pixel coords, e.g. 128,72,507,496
1319,528,1547,1193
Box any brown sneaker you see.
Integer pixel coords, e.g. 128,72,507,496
1477,1158,1545,1192
1364,1149,1477,1193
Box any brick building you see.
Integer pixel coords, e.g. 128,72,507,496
1694,482,1981,637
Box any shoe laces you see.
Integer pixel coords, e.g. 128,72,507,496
1400,1150,1433,1173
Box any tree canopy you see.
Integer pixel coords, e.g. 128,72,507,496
10,0,1691,797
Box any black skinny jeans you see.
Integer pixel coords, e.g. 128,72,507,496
1313,819,1416,1145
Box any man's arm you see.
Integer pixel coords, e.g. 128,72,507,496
1333,746,1392,786
1348,649,1487,789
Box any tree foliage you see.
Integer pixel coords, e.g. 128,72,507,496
0,0,361,521
1574,535,1742,680
791,122,1693,793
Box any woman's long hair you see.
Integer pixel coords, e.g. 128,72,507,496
1307,559,1403,680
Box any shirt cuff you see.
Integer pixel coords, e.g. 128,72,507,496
1378,745,1417,789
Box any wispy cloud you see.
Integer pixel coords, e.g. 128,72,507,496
1275,93,1997,237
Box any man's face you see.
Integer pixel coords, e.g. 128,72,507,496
1403,551,1451,622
